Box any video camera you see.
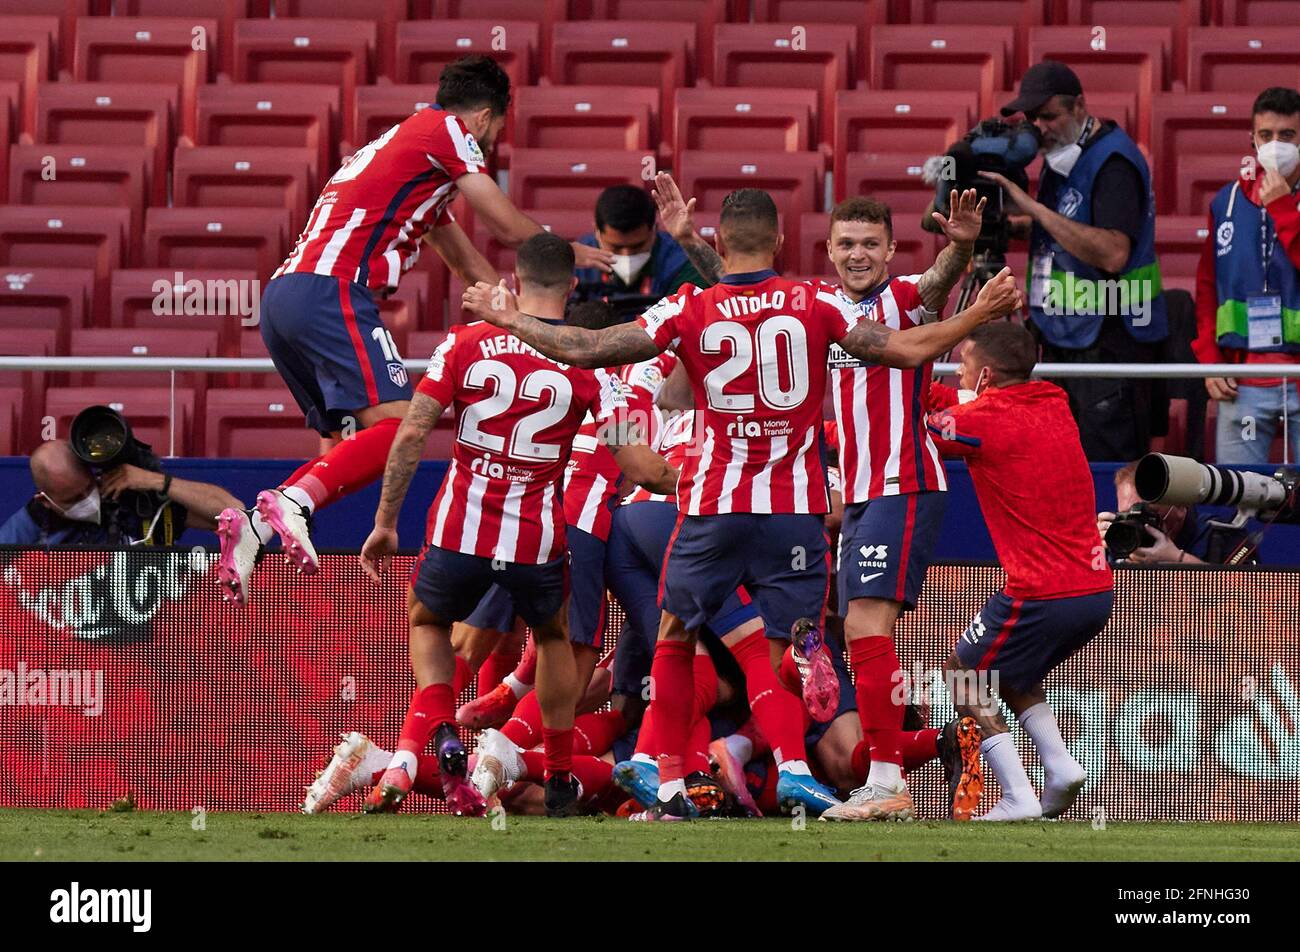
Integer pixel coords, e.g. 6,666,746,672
932,118,1041,258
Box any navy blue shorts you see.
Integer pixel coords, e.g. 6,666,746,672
461,527,609,648
955,588,1115,694
607,502,760,697
660,512,829,643
804,627,857,750
411,544,567,629
261,272,413,434
838,491,946,611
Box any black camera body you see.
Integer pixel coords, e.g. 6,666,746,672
1105,502,1163,560
935,118,1041,257
68,406,181,542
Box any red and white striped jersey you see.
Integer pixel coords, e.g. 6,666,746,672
637,272,854,515
562,352,678,541
826,276,948,503
274,106,485,293
417,321,626,564
623,408,696,506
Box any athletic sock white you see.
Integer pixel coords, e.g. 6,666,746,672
724,734,753,765
503,673,530,698
281,485,315,513
631,752,656,766
247,508,274,545
777,758,812,776
866,759,903,791
656,778,686,803
1018,702,1082,782
980,732,1036,804
386,750,418,783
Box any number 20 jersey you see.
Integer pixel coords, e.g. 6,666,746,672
637,272,854,515
417,321,626,564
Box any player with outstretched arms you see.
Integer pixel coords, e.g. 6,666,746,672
356,234,675,818
216,55,611,604
464,187,1023,820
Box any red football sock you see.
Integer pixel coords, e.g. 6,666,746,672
501,689,543,749
573,709,626,757
397,683,454,755
283,416,400,510
729,631,807,766
736,716,770,760
650,639,695,784
686,714,711,776
850,739,871,784
634,706,655,757
902,728,940,771
513,634,538,687
477,642,521,697
693,651,718,719
281,455,320,489
412,753,443,798
542,726,573,779
777,645,801,695
849,635,904,767
453,656,472,697
752,761,780,815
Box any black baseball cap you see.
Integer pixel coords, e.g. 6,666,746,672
1001,61,1083,117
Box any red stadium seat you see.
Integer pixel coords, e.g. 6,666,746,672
203,388,323,459
840,153,935,220
907,0,1044,74
0,266,93,352
8,144,151,237
675,88,818,158
196,84,338,189
3,2,83,74
66,329,219,412
232,329,274,389
273,1,408,79
110,267,257,355
1186,28,1300,95
233,19,374,145
0,16,58,137
172,146,315,233
869,26,1012,120
590,0,727,78
0,386,26,455
549,21,695,140
515,85,657,153
1061,2,1201,82
507,148,649,210
1025,27,1173,148
712,23,855,152
143,207,290,282
429,0,565,68
113,0,252,78
393,20,538,89
0,327,57,448
750,1,884,81
45,386,196,457
0,83,13,204
377,269,429,356
834,91,978,199
1083,90,1138,144
676,151,823,254
1154,215,1210,292
349,85,439,159
798,212,834,277
72,17,215,143
1150,93,1254,214
0,205,129,317
35,83,174,206
1217,0,1300,26
1170,153,1243,216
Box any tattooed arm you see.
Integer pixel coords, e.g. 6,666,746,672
462,282,662,368
837,266,1022,369
652,171,724,286
917,188,982,313
360,393,445,580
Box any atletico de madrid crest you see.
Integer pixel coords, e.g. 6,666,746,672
388,362,408,387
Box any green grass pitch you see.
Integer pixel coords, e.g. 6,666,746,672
2,809,1298,861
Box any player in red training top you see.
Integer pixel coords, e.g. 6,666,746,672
927,322,1114,821
464,186,1024,820
215,55,611,605
356,234,674,818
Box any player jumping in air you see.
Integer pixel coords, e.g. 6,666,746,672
464,186,1023,820
216,55,610,604
357,234,675,818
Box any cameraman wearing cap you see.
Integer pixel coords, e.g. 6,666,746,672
981,61,1168,462
0,439,242,546
1193,87,1300,464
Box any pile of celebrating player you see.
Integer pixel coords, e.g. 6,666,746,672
216,55,1116,824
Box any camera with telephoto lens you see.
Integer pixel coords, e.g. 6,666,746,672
1134,453,1300,528
1104,501,1164,560
933,118,1041,258
69,405,163,474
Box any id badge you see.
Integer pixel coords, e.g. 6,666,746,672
1030,252,1053,310
1246,294,1283,351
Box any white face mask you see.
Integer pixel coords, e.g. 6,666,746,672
1044,116,1093,177
1257,140,1300,178
611,251,652,284
45,486,102,524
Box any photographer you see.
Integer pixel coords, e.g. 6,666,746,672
0,438,242,547
985,61,1168,461
1097,462,1254,565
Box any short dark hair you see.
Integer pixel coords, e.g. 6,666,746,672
515,232,575,294
595,185,656,233
436,55,511,116
565,299,618,330
1252,86,1300,120
719,188,779,254
967,321,1037,382
830,196,893,239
